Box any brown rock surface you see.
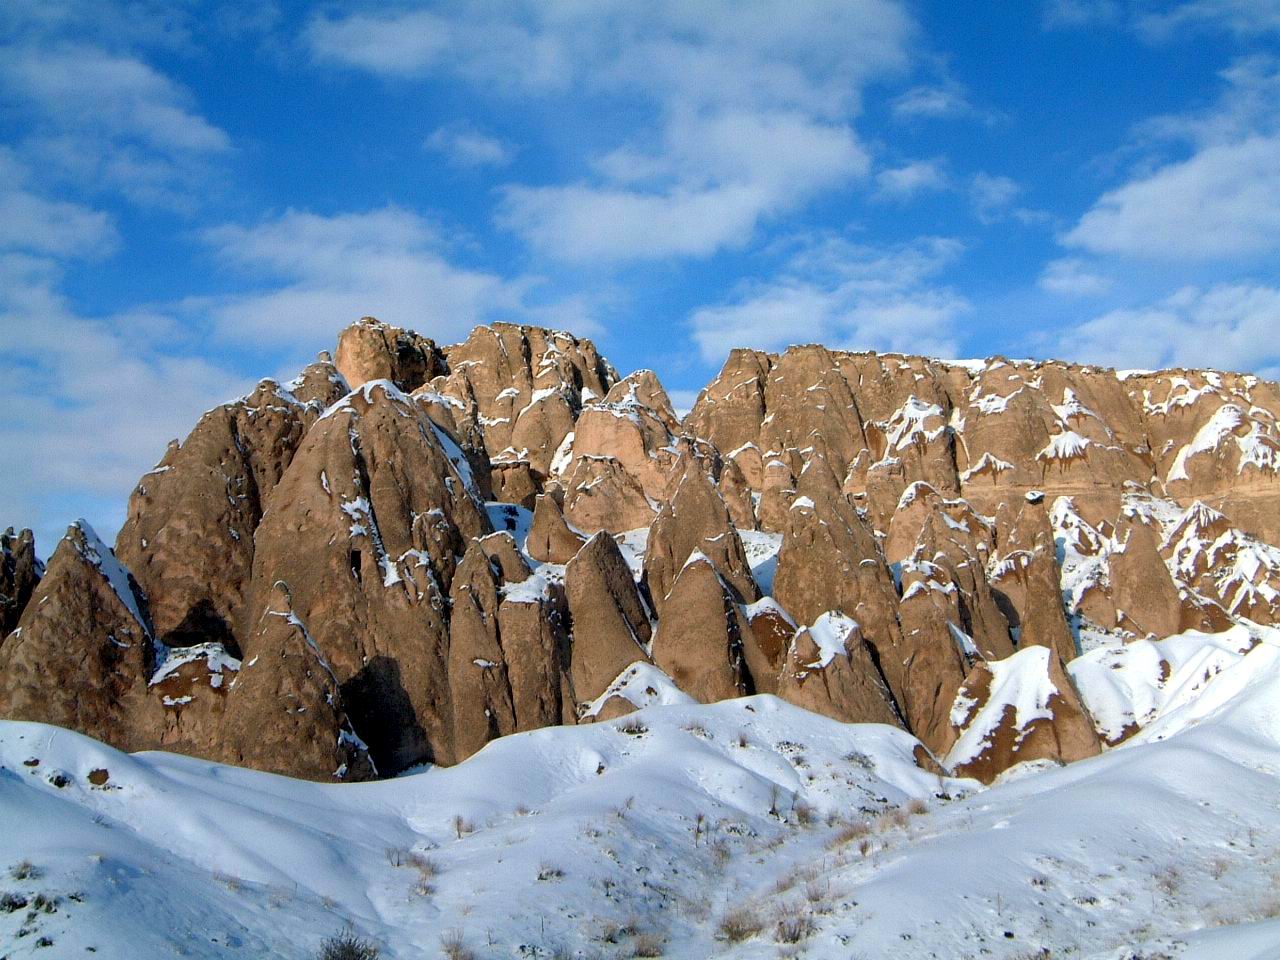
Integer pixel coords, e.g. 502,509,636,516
526,494,588,563
648,556,751,703
946,645,1101,783
219,581,374,780
0,523,154,750
335,316,445,392
643,463,760,607
115,364,347,655
564,532,653,704
776,613,900,726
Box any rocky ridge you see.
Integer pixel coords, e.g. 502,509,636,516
3,317,1279,783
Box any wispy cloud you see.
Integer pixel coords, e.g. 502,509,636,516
425,125,515,168
873,159,949,201
304,0,914,262
1055,284,1280,376
689,235,968,362
1064,57,1280,260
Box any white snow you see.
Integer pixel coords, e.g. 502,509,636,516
8,624,1280,957
798,612,856,669
1037,430,1091,461
579,662,695,719
945,645,1057,770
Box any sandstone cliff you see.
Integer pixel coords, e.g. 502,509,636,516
6,317,1279,784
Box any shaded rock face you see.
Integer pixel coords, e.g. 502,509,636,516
219,582,374,781
8,318,1280,785
0,528,41,636
0,523,154,751
564,532,653,704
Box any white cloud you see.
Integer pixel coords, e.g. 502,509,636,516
201,206,584,345
689,235,968,362
1044,0,1279,37
0,44,230,153
1065,59,1280,261
1038,258,1113,297
874,160,949,201
0,251,246,553
890,85,973,120
305,1,913,262
425,126,515,168
970,172,1022,223
1057,284,1280,376
0,149,117,257
1138,1,1280,39
1042,0,1121,28
500,109,869,261
1065,136,1280,259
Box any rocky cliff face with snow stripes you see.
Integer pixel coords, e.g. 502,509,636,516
3,316,1279,783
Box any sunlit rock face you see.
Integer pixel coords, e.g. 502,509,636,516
5,317,1280,783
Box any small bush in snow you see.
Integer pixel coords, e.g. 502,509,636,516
717,906,764,942
908,797,929,816
317,930,380,960
537,862,565,881
617,717,648,736
773,904,816,944
0,892,28,913
452,815,473,840
792,801,816,827
631,931,665,957
829,819,871,849
9,860,39,881
439,928,473,960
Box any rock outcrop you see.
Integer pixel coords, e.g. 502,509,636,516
6,317,1280,785
0,523,154,750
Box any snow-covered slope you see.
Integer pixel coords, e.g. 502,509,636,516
4,630,1280,958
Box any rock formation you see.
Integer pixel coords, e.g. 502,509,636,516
5,318,1280,784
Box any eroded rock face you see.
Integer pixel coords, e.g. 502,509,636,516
115,364,347,656
9,317,1280,786
0,528,41,637
241,380,488,773
220,582,374,781
564,532,653,705
526,494,588,564
776,613,900,726
336,316,445,392
649,556,751,703
643,463,759,608
0,523,154,751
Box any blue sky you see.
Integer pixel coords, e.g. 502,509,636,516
2,0,1279,553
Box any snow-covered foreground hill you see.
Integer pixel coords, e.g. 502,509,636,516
4,633,1280,959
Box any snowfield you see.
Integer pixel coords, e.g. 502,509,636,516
4,630,1280,958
